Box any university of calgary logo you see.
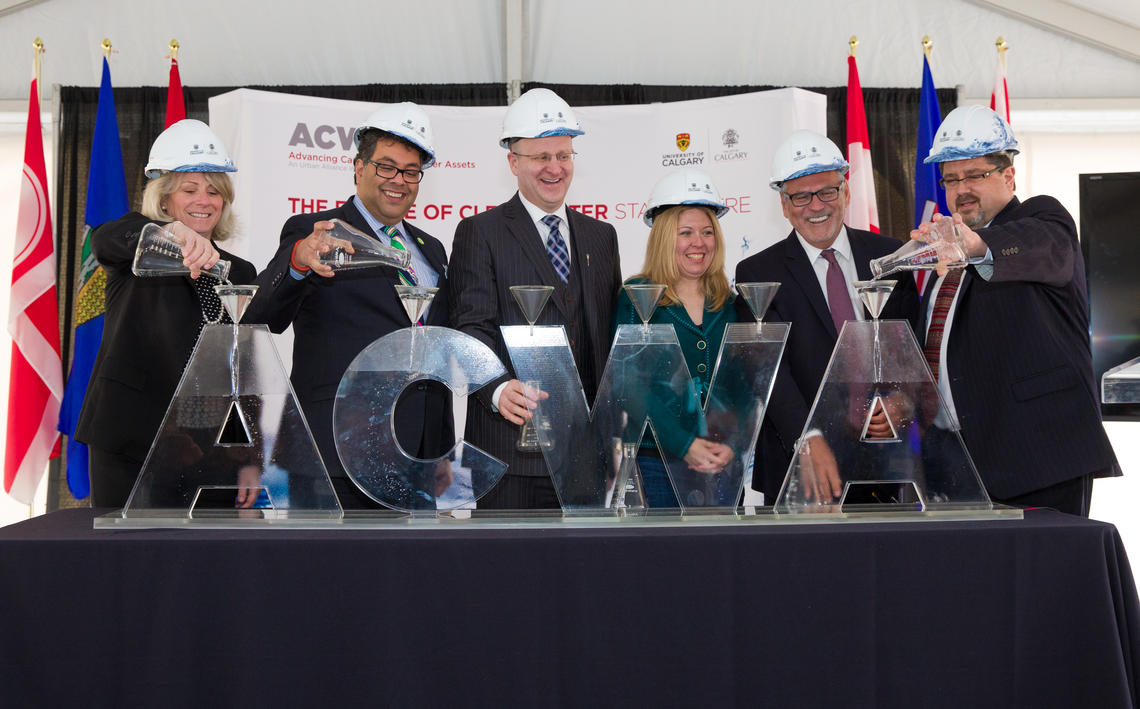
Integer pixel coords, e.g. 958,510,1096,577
675,133,691,152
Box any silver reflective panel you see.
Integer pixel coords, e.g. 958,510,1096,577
1103,355,1140,404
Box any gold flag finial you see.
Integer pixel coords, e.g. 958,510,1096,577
922,35,933,59
849,36,858,58
101,38,113,58
33,38,44,86
996,36,1008,54
169,39,179,61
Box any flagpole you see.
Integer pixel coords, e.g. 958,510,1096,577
33,38,43,88
996,36,1008,72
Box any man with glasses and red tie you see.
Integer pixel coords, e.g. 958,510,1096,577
913,105,1117,516
734,130,919,505
449,88,622,510
246,103,451,509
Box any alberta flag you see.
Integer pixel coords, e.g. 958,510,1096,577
914,55,949,228
913,55,949,294
57,57,129,499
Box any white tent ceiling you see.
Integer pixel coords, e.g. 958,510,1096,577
0,0,1137,103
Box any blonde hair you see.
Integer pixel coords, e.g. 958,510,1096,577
140,171,237,242
634,205,731,310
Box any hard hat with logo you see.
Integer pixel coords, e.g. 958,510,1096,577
644,169,729,226
768,130,848,190
924,105,1019,164
499,88,584,148
354,102,436,169
144,119,236,178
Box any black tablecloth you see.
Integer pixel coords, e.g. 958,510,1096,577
0,508,1137,708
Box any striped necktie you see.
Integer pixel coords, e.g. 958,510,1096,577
541,214,570,283
923,269,963,381
383,224,418,286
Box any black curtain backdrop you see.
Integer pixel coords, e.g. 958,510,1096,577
51,82,953,509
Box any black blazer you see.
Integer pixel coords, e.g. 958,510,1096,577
734,227,921,501
243,197,453,479
448,193,622,478
74,212,258,460
918,195,1118,498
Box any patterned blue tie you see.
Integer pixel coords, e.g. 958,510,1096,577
541,214,570,283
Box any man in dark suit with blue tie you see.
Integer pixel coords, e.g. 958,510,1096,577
915,105,1117,516
245,103,452,509
734,130,920,504
449,88,622,509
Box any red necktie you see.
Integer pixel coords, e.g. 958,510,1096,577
821,248,857,334
923,270,963,381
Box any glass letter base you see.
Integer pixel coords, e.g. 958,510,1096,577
96,321,1021,528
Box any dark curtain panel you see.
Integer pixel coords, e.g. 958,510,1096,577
524,82,957,242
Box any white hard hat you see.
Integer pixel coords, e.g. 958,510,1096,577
644,169,729,227
354,102,436,169
144,119,236,179
769,130,848,190
924,105,1019,164
499,88,584,149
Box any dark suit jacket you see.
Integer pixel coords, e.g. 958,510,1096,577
75,212,258,461
734,227,921,501
918,195,1118,499
242,197,453,480
448,193,622,477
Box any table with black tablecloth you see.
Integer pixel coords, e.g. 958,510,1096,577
0,508,1137,708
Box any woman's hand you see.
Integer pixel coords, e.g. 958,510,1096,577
684,438,734,474
171,221,222,279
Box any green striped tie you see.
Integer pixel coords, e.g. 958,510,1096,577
383,224,418,286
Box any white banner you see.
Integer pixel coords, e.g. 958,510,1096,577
209,87,826,276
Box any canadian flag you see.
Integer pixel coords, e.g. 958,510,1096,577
5,77,62,503
845,55,879,233
165,55,186,127
990,45,1010,123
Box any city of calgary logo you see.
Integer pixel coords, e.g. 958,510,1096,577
676,133,691,152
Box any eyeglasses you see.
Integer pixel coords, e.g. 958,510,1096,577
366,159,424,184
511,151,577,165
938,167,1002,189
782,184,843,207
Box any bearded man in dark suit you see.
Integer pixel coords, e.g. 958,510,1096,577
914,105,1117,516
